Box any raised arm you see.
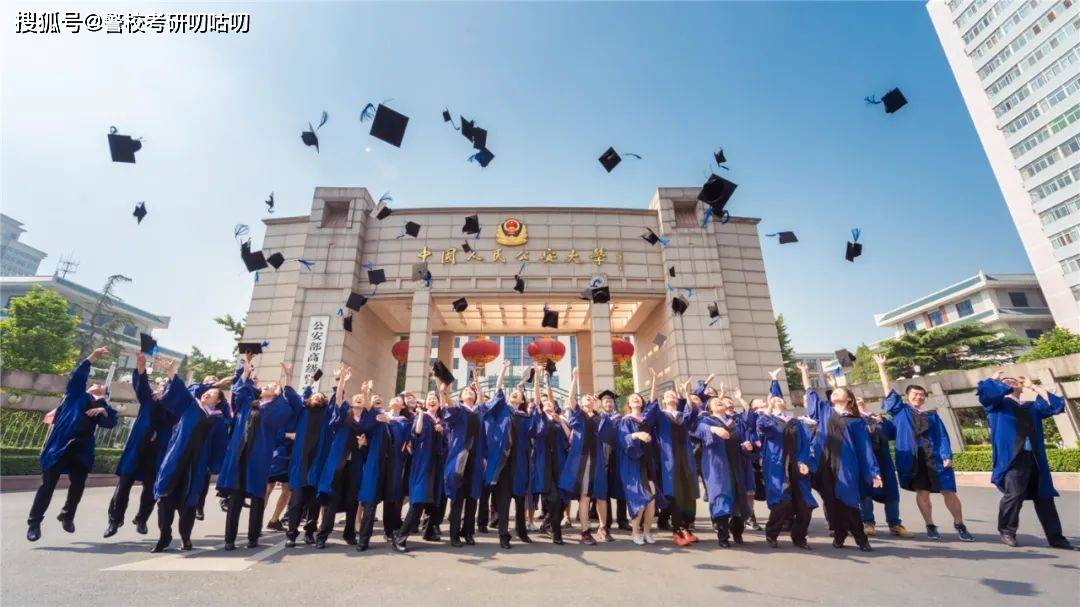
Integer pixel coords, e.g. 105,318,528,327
335,365,351,405
565,367,579,411
280,360,294,389
976,370,1012,413
132,351,154,407
648,367,658,404
67,347,106,397
873,354,891,394
494,359,511,393
532,364,542,405
1021,376,1066,419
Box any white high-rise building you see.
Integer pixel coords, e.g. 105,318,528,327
927,0,1080,330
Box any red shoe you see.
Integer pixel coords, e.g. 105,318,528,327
685,530,700,544
673,530,690,547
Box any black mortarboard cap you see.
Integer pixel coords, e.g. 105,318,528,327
452,297,468,313
462,241,473,253
714,148,726,165
597,389,617,402
442,109,452,123
545,360,557,375
404,221,421,238
671,296,689,316
845,241,863,262
267,252,285,270
652,333,667,348
374,201,392,220
237,342,264,355
460,117,477,141
107,128,142,163
698,173,738,211
882,88,907,114
133,202,147,224
668,266,676,278
346,291,368,311
641,228,661,245
369,104,409,148
708,302,720,319
835,348,856,369
599,147,621,173
585,286,610,304
311,369,324,383
368,268,386,285
463,215,481,235
542,308,559,329
469,127,488,151
776,231,798,244
343,315,353,332
432,360,455,385
524,367,536,384
139,332,158,355
513,275,525,294
470,148,495,168
241,246,268,272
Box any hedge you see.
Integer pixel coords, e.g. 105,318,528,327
0,448,122,476
952,449,1080,472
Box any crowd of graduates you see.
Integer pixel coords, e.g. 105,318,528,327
25,345,1075,554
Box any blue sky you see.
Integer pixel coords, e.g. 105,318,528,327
3,1,1031,359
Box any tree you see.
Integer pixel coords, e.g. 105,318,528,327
214,314,246,355
879,324,1024,377
74,274,132,361
614,361,635,400
178,346,234,383
0,285,79,374
775,315,799,393
847,343,879,385
1018,327,1080,362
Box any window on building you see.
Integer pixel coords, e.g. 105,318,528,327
570,336,578,368
454,336,460,348
122,324,137,337
1025,329,1045,339
320,200,350,228
431,335,439,350
452,358,459,370
927,310,944,327
1060,254,1080,274
504,336,522,366
903,320,917,333
955,299,974,318
1009,292,1030,307
1072,285,1080,300
673,200,698,228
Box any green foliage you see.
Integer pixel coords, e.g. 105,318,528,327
214,314,246,355
178,346,233,382
0,285,79,374
1018,327,1080,362
775,315,799,393
878,324,1024,377
614,361,635,400
0,447,123,476
951,448,1080,472
1047,448,1080,472
961,426,990,446
848,344,879,385
1043,417,1063,447
0,409,50,448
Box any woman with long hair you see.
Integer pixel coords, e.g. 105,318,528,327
617,387,657,546
442,374,485,547
283,366,340,548
312,372,366,549
756,384,816,550
694,392,749,547
530,368,571,544
392,380,448,552
641,369,700,546
557,368,609,545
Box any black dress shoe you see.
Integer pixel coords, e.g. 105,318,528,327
57,515,75,533
391,536,408,553
857,543,873,552
104,522,119,538
517,534,533,544
717,538,731,548
247,540,259,549
423,531,441,542
499,536,512,549
315,538,327,549
1001,534,1018,548
766,537,779,548
134,519,148,535
552,537,565,545
357,542,370,552
450,537,463,548
194,509,205,521
223,542,236,551
151,537,171,553
795,542,812,551
304,531,316,545
344,535,358,546
285,532,298,547
181,540,193,551
464,535,476,546
1048,538,1075,550
27,524,41,542
266,520,285,532
832,538,846,549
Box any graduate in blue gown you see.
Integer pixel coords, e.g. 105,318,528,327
105,350,177,538
393,384,449,552
264,405,298,532
378,396,414,546
505,365,541,545
616,389,658,546
756,387,817,549
191,367,237,520
312,372,365,548
598,389,631,534
27,347,118,542
442,373,485,547
640,369,700,546
872,354,973,542
856,395,912,539
977,372,1073,549
151,361,229,552
529,369,572,544
798,364,881,552
284,366,342,547
557,368,612,545
693,393,750,547
216,353,301,550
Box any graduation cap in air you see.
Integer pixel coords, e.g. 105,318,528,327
469,148,495,168
402,221,421,238
542,307,559,329
835,348,856,370
266,252,285,270
767,231,798,244
373,192,393,220
460,117,487,149
652,333,668,348
523,367,536,384
582,285,611,304
240,241,269,272
513,275,526,294
139,332,158,355
545,360,557,375
668,266,676,278
641,228,670,248
714,148,727,166
452,297,468,313
345,291,368,311
432,360,455,385
707,302,722,326
265,192,275,214
866,87,907,114
463,215,481,236
238,342,264,355
361,103,409,148
442,109,453,124
845,228,863,262
107,126,142,163
301,111,328,152
698,173,738,215
132,202,147,224
671,296,689,316
311,369,324,382
462,241,474,254
598,147,641,173
343,315,354,332
597,389,617,402
368,268,387,285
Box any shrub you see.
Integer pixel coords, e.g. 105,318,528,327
952,449,1080,472
1047,449,1080,473
0,448,123,476
961,427,990,445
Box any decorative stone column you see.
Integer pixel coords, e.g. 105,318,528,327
404,289,433,392
575,331,593,395
590,302,615,394
436,331,454,368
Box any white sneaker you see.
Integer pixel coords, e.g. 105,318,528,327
631,533,645,546
643,533,656,544
526,522,538,532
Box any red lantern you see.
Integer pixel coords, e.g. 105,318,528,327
528,337,566,365
612,338,635,365
391,339,410,364
462,337,500,366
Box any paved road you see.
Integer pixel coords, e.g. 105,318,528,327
2,485,1077,606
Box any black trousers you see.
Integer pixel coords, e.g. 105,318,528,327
357,502,380,546
223,489,265,545
396,501,441,542
198,475,211,513
543,490,564,541
820,467,868,546
417,496,446,534
28,451,89,526
285,486,319,537
157,490,197,544
108,470,158,526
382,500,403,539
713,515,745,542
478,486,495,529
490,465,513,540
998,451,1065,541
448,495,478,539
765,484,813,545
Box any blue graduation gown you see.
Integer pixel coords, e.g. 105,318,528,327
616,415,655,518
737,408,760,492
590,412,617,500
977,379,1064,498
640,399,699,509
865,415,900,503
154,375,226,507
529,408,566,496
356,407,408,506
314,401,360,499
509,407,534,497
694,413,747,519
806,391,879,508
478,390,512,487
756,413,817,509
605,413,625,501
408,413,443,505
882,390,956,492
115,370,176,480
557,406,599,499
40,359,119,473
289,392,336,491
384,413,413,504
442,403,484,500
216,383,301,497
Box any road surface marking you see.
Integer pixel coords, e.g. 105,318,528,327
103,541,284,572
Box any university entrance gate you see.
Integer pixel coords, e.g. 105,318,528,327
241,187,785,399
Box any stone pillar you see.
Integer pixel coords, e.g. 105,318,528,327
1035,367,1080,447
436,331,454,368
929,382,965,454
576,331,593,396
404,290,433,392
590,302,616,394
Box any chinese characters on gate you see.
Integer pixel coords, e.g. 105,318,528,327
302,316,330,388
